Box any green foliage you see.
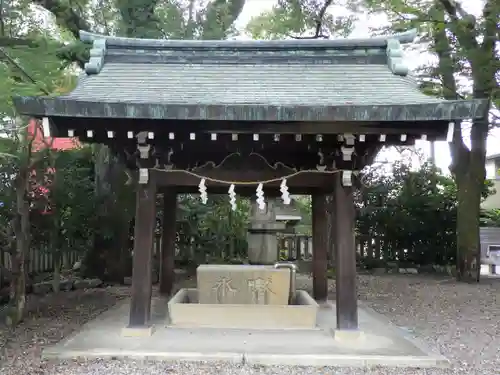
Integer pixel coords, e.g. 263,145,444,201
246,0,357,39
279,248,288,261
357,162,494,266
34,148,96,255
293,196,312,235
177,194,250,263
480,209,500,227
0,0,255,282
360,0,498,281
0,140,97,259
0,137,19,244
0,44,68,124
0,0,79,123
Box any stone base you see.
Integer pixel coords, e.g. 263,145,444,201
121,325,154,337
332,329,365,342
41,298,449,369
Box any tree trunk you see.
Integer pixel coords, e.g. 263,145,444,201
52,251,62,292
7,168,29,326
7,254,25,326
455,173,481,282
62,251,70,269
432,1,494,282
87,145,133,282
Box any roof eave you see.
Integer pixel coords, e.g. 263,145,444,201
12,96,489,123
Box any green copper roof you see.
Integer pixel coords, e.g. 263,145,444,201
80,28,415,77
12,30,489,122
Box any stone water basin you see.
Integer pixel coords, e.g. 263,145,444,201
167,264,319,329
168,288,318,329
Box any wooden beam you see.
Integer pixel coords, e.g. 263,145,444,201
128,177,157,328
151,170,336,190
156,185,332,195
184,122,447,137
159,189,177,296
334,173,358,330
56,117,451,138
312,194,328,301
118,170,334,195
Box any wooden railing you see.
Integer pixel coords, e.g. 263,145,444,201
278,234,385,261
0,248,81,280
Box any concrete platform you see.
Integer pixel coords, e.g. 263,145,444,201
42,297,449,368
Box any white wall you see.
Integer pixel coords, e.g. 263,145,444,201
483,159,500,209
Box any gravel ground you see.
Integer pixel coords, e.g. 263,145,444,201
0,274,498,375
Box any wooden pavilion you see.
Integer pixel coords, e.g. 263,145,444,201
13,29,487,334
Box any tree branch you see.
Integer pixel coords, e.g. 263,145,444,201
0,36,88,68
290,0,333,39
438,0,469,20
116,0,161,38
201,0,246,39
392,10,449,26
313,0,333,38
438,0,479,51
467,0,497,176
0,47,50,95
184,0,196,39
32,0,91,40
475,0,499,98
432,3,469,172
0,0,4,38
0,36,37,47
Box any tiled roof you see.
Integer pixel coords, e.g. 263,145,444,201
66,29,429,106
65,63,442,106
12,30,489,122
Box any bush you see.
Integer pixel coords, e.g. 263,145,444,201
357,161,493,266
480,208,500,227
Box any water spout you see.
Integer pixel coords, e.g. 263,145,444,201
274,262,298,304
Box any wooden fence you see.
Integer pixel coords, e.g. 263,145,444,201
1,235,385,281
0,248,81,277
279,235,384,261
1,240,164,283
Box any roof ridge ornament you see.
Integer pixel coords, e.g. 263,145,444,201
386,39,409,76
84,38,107,75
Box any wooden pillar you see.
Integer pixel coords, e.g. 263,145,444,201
160,189,177,296
312,194,328,301
334,173,358,330
128,177,156,328
326,194,336,267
